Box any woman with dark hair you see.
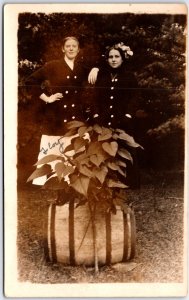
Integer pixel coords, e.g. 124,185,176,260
93,43,143,188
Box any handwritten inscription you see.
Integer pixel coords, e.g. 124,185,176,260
40,137,64,155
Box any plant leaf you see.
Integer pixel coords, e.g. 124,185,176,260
66,120,85,129
74,152,90,166
107,179,128,189
42,177,69,190
63,143,74,153
107,162,119,170
73,137,87,152
87,141,102,155
78,126,88,137
90,154,107,167
98,127,112,141
102,141,118,156
79,165,93,177
118,148,133,163
93,166,108,184
117,160,127,168
27,164,52,182
70,175,90,197
118,132,143,149
93,124,103,134
34,154,64,166
55,162,74,181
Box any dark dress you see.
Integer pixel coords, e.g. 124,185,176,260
25,56,90,135
94,63,141,189
24,56,92,187
95,64,139,135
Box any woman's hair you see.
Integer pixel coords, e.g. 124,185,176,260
62,36,80,47
105,46,125,61
105,43,133,60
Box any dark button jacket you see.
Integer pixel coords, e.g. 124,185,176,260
94,64,140,135
25,57,90,135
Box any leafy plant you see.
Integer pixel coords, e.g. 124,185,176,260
27,121,142,271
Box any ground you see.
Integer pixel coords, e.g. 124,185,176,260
17,169,184,283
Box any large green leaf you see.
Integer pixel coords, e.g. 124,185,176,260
27,164,52,182
107,179,128,189
102,141,118,156
55,162,74,181
34,154,64,166
118,148,133,163
70,175,90,197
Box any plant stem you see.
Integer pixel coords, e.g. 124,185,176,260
88,201,99,274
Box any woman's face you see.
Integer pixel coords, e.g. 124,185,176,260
62,38,80,60
108,49,123,69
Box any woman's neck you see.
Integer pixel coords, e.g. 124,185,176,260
64,56,75,70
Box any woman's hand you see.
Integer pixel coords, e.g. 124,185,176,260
88,68,99,85
40,93,63,103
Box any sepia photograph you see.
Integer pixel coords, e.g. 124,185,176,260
4,3,187,297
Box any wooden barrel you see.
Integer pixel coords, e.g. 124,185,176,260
46,201,136,266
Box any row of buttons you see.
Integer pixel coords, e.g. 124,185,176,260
66,75,77,79
64,90,78,94
63,116,76,122
63,104,76,108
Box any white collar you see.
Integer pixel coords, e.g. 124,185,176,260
64,56,74,70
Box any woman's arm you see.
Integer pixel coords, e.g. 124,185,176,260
39,92,63,104
88,67,99,85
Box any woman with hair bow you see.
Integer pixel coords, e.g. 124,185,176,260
92,43,143,189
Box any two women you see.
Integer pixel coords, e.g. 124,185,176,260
25,37,141,188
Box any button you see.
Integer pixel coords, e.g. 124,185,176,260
108,122,111,126
64,105,67,108
74,90,78,93
71,104,75,107
111,115,114,118
111,87,114,90
64,119,67,122
74,76,77,79
110,105,113,109
115,78,118,82
125,114,132,119
110,96,114,99
66,76,70,79
111,79,114,82
72,116,75,119
65,91,69,94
